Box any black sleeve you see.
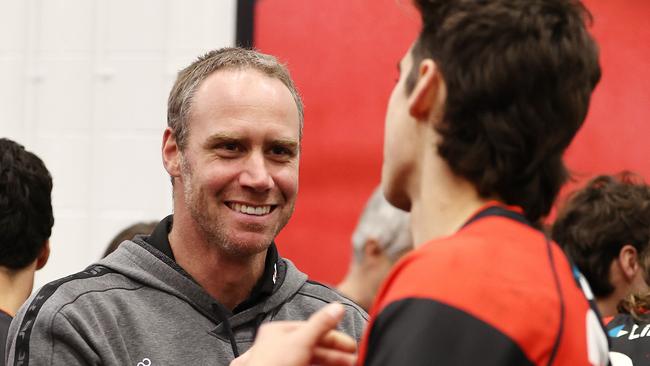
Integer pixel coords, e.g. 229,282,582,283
0,313,11,365
364,298,535,366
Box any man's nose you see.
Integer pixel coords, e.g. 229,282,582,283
239,152,274,192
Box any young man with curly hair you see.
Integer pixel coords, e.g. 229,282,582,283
553,173,650,365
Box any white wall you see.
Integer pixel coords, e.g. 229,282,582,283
0,0,237,289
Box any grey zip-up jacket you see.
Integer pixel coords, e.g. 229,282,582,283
5,239,368,365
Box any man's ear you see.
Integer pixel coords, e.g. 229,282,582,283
162,128,181,178
363,239,385,260
408,59,445,121
618,244,641,281
36,240,50,270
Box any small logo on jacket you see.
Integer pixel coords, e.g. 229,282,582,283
609,325,627,338
609,324,650,340
137,358,151,366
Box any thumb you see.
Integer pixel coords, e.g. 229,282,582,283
230,349,251,366
298,303,346,347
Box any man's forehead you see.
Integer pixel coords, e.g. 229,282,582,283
186,68,301,141
198,67,267,93
184,65,302,141
193,69,296,113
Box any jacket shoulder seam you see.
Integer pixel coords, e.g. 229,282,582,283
57,285,146,315
295,290,368,320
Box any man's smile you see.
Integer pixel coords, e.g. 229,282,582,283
225,202,276,216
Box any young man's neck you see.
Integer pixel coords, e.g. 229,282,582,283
0,265,37,316
598,267,646,318
409,137,492,247
597,297,621,318
168,212,267,311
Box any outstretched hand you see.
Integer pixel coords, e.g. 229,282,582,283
230,303,357,366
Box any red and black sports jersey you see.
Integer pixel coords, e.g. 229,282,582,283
358,203,609,365
605,313,650,365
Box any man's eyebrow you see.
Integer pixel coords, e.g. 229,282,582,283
203,133,241,147
270,138,299,150
203,134,299,150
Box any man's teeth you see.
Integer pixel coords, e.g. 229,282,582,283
230,203,271,216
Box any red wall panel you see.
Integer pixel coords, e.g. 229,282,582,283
255,0,650,284
256,0,419,284
565,0,650,182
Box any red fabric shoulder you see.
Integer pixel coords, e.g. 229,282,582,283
362,215,596,365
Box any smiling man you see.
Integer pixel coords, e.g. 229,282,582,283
5,48,367,366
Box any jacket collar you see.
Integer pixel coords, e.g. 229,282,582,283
143,215,279,314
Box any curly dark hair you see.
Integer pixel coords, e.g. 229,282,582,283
552,173,650,298
409,0,601,223
0,138,54,269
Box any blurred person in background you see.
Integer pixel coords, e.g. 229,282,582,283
337,186,411,311
102,221,157,258
5,48,366,366
552,172,650,365
0,138,52,362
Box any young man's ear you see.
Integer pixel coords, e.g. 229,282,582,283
36,240,50,270
162,128,181,178
408,59,446,121
618,244,641,281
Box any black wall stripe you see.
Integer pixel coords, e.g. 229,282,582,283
12,265,114,366
236,0,256,48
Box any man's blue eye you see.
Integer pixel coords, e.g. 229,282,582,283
222,143,238,151
272,147,291,156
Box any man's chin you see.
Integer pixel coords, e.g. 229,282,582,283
215,233,274,258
